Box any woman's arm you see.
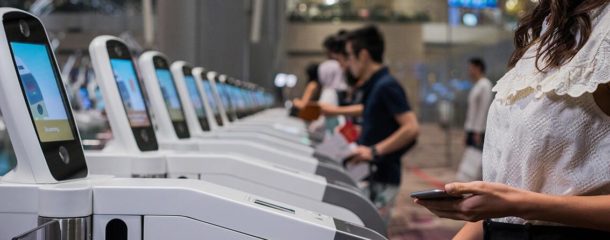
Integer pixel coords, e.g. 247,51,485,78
300,82,318,104
453,221,483,240
293,81,319,109
416,182,610,232
523,193,610,231
319,103,363,117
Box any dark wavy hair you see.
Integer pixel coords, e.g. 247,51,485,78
508,0,609,71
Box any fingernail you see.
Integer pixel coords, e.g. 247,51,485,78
445,183,454,192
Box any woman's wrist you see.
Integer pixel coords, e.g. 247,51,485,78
515,191,560,221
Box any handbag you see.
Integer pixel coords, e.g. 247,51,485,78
456,146,483,182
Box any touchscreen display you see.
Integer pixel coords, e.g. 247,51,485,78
11,42,75,142
202,80,220,114
217,83,232,111
184,75,207,119
110,59,151,127
240,88,252,109
233,86,247,111
156,69,185,121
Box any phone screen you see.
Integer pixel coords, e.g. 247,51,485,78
156,69,185,121
11,42,76,142
110,59,151,128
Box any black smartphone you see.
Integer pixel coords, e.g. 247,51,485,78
153,56,190,139
182,65,210,131
106,40,158,151
410,189,464,200
4,12,88,180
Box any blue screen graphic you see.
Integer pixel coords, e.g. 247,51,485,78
110,59,151,127
230,86,245,111
156,69,185,121
184,75,206,118
11,42,75,142
217,83,232,111
202,81,219,114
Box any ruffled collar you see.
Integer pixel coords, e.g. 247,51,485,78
493,4,610,103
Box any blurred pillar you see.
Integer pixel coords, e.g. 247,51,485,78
156,0,199,63
156,0,285,91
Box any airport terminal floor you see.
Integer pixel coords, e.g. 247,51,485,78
1,1,610,240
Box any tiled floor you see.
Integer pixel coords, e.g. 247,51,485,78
387,167,464,240
385,124,469,239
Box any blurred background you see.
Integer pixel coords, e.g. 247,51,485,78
0,0,540,238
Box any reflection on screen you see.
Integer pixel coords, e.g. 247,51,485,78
79,88,93,110
11,42,75,142
110,59,151,127
156,69,185,121
202,80,220,114
184,75,207,119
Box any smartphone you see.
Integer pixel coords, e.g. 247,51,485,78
410,189,464,200
3,11,88,180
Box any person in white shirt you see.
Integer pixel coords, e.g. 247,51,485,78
457,58,493,182
416,1,610,239
464,58,493,150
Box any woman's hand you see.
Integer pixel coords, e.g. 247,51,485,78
415,181,535,222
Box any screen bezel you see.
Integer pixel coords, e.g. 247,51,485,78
4,12,87,180
106,40,158,151
199,74,224,127
182,66,210,131
153,56,190,139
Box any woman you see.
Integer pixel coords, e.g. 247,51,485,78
292,63,321,110
417,1,610,239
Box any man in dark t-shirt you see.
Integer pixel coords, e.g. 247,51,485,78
320,26,419,208
356,67,416,184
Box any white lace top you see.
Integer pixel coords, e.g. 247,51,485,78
483,4,610,225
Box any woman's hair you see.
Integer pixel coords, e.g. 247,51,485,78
508,0,609,71
305,63,319,83
323,30,348,56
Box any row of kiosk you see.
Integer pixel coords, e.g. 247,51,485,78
0,8,386,240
